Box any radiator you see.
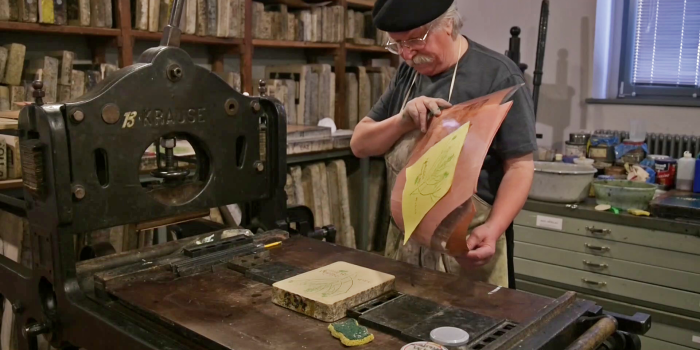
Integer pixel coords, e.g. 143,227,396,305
594,129,700,159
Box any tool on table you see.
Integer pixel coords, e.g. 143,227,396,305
264,241,282,249
328,319,375,347
347,291,505,346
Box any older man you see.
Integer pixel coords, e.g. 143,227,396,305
350,0,537,289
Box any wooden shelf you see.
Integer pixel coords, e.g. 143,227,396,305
346,43,390,54
0,21,120,37
0,179,22,191
0,118,18,131
287,148,354,164
346,0,375,10
131,31,244,46
253,39,339,49
254,0,311,8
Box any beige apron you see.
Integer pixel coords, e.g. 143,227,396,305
381,50,509,287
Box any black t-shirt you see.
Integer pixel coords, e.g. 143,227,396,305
367,36,538,204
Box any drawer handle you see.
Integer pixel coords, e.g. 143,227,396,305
585,243,610,251
582,278,607,286
583,260,608,268
586,226,611,235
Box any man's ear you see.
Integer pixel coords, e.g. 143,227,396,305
445,19,454,37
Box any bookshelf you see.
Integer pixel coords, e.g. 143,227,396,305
0,0,395,131
0,22,121,37
252,39,339,49
131,30,245,46
0,0,393,251
346,0,375,10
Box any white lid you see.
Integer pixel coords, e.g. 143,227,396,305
401,342,448,350
429,327,470,346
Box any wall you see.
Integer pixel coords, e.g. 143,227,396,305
454,0,700,151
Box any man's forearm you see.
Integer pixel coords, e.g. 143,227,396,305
350,115,414,158
486,155,535,235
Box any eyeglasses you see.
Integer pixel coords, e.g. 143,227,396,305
383,25,433,55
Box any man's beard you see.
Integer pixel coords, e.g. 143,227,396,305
407,55,434,66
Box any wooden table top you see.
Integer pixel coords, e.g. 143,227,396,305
111,236,553,350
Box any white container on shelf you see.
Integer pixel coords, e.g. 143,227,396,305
628,119,647,142
676,151,696,191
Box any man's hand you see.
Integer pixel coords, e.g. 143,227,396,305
455,153,534,270
401,96,452,133
455,222,502,269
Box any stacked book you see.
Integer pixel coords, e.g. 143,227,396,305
0,0,113,27
0,44,21,179
0,45,123,180
251,2,344,42
0,46,102,110
215,70,241,92
131,0,245,38
344,66,396,129
286,160,356,249
284,157,388,252
0,44,28,112
345,9,389,46
260,63,335,126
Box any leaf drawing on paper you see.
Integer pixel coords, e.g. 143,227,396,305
401,122,470,243
410,146,456,206
287,269,356,298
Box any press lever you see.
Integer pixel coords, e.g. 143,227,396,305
160,0,185,47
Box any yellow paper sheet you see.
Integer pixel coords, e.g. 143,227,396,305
402,122,471,245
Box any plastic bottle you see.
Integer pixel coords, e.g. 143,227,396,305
676,151,696,191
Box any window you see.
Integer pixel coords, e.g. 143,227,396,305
619,0,700,99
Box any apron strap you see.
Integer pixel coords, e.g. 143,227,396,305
400,39,462,110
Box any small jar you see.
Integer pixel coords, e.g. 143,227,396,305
429,327,470,349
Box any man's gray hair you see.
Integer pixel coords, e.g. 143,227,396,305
428,4,464,40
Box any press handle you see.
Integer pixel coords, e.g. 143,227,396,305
160,0,184,47
586,226,611,235
583,260,608,268
585,243,610,251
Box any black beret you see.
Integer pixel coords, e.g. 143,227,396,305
372,0,453,32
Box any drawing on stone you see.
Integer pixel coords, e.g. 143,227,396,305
287,269,357,298
402,122,471,245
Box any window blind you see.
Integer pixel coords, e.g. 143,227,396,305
631,0,700,87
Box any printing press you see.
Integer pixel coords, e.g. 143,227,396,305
0,3,653,349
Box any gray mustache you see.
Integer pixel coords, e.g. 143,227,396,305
411,55,434,65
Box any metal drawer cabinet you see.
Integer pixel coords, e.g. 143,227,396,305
515,225,700,275
638,336,695,350
514,241,700,293
515,210,700,256
514,257,700,319
516,279,700,350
